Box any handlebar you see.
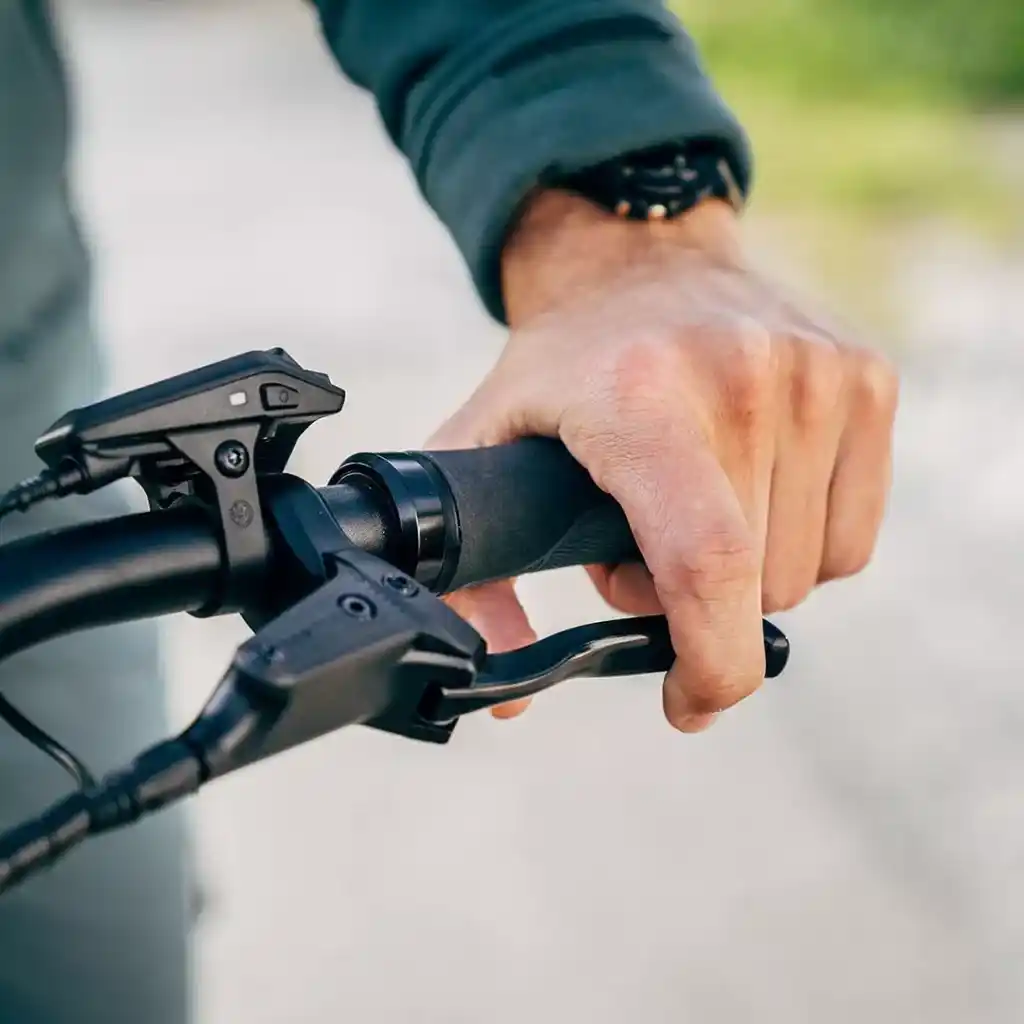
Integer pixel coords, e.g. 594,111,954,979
0,506,219,661
0,438,638,665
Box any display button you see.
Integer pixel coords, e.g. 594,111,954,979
261,383,300,410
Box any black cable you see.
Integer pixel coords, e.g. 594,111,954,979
0,463,87,525
0,676,265,895
0,694,97,789
0,462,96,790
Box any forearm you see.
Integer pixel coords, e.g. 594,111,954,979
311,0,751,322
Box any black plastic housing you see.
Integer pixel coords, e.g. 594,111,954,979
34,347,345,483
32,348,346,616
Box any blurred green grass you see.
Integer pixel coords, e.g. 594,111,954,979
675,0,1022,324
678,0,1022,226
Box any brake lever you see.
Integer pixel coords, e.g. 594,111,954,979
419,616,789,724
191,521,790,761
248,475,792,744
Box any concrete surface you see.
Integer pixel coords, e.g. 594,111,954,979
53,2,1024,1022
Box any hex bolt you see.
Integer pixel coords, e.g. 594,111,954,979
214,440,250,478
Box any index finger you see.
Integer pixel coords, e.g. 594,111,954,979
562,395,767,731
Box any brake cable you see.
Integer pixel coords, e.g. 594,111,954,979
0,469,95,788
0,693,96,789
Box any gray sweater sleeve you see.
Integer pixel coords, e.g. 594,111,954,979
312,0,751,322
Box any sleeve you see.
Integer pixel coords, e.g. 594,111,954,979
311,0,751,322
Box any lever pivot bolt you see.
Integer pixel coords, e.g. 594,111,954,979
214,441,250,478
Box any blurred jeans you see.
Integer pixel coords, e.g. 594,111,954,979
0,2,191,1021
0,284,193,1024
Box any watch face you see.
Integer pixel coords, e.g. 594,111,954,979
620,152,699,219
557,145,741,221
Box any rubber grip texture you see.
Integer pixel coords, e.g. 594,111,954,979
421,438,639,592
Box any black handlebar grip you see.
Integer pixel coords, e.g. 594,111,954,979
421,438,639,592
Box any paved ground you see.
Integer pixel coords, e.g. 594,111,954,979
57,3,1024,1022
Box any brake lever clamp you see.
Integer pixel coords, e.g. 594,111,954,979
214,548,486,767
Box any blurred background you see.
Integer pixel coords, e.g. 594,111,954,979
51,1,1024,1021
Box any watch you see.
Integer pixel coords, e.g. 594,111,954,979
547,141,744,222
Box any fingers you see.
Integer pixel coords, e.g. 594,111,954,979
586,563,662,615
424,312,898,736
444,581,537,719
561,337,768,733
761,337,847,611
820,349,899,583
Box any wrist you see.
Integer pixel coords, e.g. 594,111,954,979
501,190,745,325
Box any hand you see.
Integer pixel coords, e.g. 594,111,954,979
428,191,898,731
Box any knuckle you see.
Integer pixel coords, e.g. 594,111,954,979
719,322,776,413
851,348,900,419
659,527,760,606
790,338,845,430
605,333,682,409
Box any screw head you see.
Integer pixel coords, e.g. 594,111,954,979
384,573,418,597
214,440,249,478
339,594,376,620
